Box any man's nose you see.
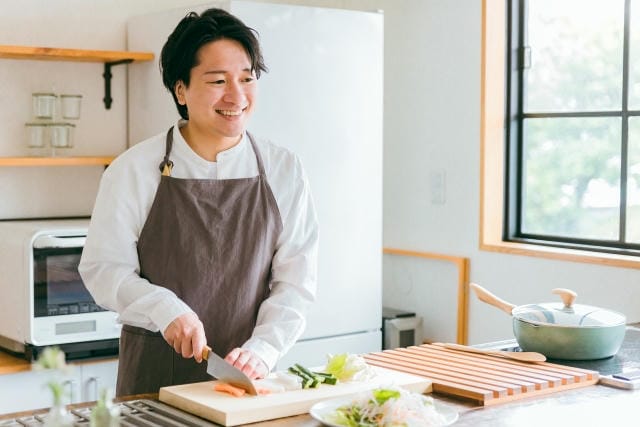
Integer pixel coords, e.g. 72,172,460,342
223,82,246,105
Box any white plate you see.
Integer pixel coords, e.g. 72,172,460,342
309,395,459,426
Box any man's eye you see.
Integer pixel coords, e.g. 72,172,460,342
243,77,255,83
207,80,225,85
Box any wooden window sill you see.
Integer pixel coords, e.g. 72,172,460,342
480,240,640,270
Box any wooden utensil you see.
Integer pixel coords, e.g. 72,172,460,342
441,343,547,362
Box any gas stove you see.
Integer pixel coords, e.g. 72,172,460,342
0,399,216,427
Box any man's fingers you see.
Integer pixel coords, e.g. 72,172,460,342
192,331,206,363
180,338,194,359
224,348,268,380
233,351,252,369
241,360,259,379
163,312,206,360
225,348,242,365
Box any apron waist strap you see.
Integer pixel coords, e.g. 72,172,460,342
122,324,163,337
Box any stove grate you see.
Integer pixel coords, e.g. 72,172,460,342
0,400,216,427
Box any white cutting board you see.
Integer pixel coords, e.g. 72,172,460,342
159,366,433,426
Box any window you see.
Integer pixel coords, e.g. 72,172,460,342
506,0,640,255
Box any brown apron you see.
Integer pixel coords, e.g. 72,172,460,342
116,127,283,396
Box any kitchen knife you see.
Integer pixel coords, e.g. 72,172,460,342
202,346,258,395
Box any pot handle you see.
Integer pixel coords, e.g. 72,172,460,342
469,282,516,315
551,288,577,308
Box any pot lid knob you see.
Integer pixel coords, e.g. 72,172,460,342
551,288,577,308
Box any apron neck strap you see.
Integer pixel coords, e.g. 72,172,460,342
246,131,267,177
159,126,174,176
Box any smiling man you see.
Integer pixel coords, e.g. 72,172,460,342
79,8,319,396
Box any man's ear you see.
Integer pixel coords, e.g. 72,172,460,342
175,81,186,105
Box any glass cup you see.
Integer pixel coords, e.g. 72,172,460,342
49,122,75,156
32,93,57,119
25,122,50,156
60,94,82,119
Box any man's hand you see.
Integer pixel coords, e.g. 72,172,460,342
163,312,206,363
225,348,268,380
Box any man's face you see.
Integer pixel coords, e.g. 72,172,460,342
175,38,257,143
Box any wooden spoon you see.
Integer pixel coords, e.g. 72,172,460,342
441,343,547,363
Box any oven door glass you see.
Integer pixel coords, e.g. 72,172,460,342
33,247,105,317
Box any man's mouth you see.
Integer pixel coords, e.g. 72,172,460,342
216,109,243,116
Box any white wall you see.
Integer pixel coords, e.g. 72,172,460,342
1,0,638,346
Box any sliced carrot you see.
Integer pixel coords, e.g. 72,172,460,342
214,382,246,397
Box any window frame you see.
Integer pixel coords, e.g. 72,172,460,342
504,0,640,257
480,0,640,269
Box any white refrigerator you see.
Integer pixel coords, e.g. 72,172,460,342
127,1,383,369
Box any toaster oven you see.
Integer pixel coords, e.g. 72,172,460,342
0,219,120,360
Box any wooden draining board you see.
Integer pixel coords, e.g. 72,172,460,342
363,344,599,406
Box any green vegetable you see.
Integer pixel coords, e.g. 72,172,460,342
295,363,317,379
373,388,401,405
325,353,369,382
288,366,314,388
288,364,338,388
313,371,338,385
325,387,446,427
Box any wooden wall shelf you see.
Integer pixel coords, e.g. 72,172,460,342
0,44,154,109
0,157,114,167
0,45,153,63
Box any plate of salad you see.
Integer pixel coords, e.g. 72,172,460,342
309,386,458,427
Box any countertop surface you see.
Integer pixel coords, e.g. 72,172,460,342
1,386,637,426
2,324,639,425
0,350,117,375
289,385,640,427
0,350,30,375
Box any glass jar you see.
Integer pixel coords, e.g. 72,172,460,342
60,94,82,119
25,122,50,156
25,122,49,147
49,123,75,156
32,93,57,119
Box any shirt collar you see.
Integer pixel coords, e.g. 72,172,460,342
172,120,248,166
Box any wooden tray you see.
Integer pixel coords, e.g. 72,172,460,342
363,344,599,406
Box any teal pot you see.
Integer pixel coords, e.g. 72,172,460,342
471,283,627,361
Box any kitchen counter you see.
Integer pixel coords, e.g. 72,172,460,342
0,350,30,375
0,350,117,375
1,370,637,427
2,323,639,425
1,385,637,426
259,384,640,426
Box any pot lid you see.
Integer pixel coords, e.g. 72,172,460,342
513,302,626,327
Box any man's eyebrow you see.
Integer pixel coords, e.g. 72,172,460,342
202,68,252,75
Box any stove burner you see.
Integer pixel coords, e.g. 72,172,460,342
0,399,216,427
476,328,640,376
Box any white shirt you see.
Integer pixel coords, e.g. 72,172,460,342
79,122,319,371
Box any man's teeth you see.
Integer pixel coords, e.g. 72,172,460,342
217,110,242,116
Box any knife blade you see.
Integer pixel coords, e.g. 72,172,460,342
202,346,258,395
